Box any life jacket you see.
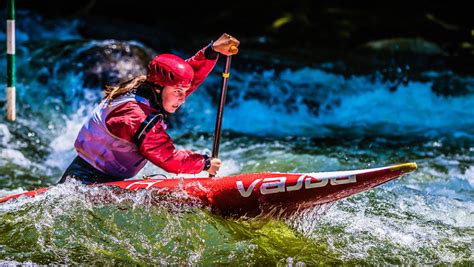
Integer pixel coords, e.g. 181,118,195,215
74,90,166,179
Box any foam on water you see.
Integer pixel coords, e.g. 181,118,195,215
0,124,32,168
0,148,31,167
181,67,474,137
285,165,474,263
43,105,93,172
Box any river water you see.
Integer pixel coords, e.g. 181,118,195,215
0,11,473,265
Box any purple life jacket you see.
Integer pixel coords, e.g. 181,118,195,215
74,93,165,178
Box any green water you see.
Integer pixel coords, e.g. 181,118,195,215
1,134,473,265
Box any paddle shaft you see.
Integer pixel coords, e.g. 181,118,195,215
210,55,232,177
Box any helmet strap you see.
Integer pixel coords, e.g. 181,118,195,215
149,85,169,118
138,81,169,119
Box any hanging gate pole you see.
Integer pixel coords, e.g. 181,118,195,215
6,0,16,121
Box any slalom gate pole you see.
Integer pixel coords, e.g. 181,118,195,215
6,0,16,121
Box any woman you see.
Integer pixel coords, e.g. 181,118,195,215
59,33,240,184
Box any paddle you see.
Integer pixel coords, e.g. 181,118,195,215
210,46,238,177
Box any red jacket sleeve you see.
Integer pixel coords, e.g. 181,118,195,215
139,123,206,174
185,45,219,97
106,101,206,174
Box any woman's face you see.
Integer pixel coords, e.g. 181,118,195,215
161,85,188,113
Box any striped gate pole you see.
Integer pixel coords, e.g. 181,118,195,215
6,0,16,121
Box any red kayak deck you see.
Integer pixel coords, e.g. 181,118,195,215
0,163,417,216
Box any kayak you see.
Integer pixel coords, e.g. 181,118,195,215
0,162,417,216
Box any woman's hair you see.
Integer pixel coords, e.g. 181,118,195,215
103,75,146,102
103,75,158,103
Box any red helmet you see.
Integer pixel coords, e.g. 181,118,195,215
147,54,194,88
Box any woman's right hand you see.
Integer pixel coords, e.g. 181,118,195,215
207,158,221,176
212,33,240,56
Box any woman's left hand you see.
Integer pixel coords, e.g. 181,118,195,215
212,33,240,56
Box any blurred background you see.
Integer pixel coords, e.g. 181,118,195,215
6,0,474,70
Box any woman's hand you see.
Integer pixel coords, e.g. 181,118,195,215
212,33,240,56
207,158,221,176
